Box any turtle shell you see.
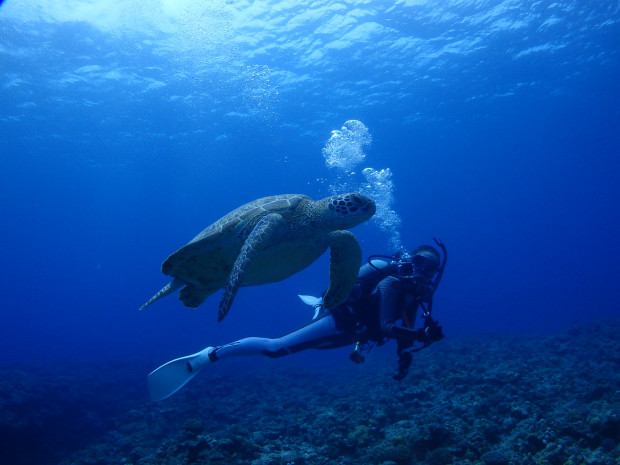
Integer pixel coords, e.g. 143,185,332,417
161,194,316,289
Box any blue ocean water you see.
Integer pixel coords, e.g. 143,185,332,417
0,0,619,370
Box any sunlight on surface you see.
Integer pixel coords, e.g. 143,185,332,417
0,0,231,35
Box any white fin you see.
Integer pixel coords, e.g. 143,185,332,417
369,258,390,269
298,294,322,306
298,294,323,319
147,346,214,402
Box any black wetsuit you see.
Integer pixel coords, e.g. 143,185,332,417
335,262,434,342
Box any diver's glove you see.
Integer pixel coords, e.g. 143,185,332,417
392,351,413,381
425,318,444,342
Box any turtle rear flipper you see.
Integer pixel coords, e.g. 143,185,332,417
322,230,362,309
179,284,217,308
162,232,218,276
218,213,284,322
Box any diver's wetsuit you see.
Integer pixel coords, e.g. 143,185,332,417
208,261,431,363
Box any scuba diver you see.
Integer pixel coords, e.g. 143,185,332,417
148,238,447,401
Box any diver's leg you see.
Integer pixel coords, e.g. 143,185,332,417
209,312,351,361
148,312,353,401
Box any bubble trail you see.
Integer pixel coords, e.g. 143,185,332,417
321,120,403,251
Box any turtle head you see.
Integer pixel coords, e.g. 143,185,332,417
324,192,376,229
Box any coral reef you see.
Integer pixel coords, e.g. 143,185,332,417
1,319,618,465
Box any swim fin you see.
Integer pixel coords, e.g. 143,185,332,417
147,346,214,401
298,294,323,319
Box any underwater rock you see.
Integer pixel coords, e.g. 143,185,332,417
2,319,620,465
425,447,453,465
480,449,512,465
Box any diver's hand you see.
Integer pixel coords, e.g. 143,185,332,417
426,319,444,342
411,328,428,343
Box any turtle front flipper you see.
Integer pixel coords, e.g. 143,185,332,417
218,213,284,322
322,230,362,309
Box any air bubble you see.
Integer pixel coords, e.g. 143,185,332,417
322,120,371,172
321,121,403,251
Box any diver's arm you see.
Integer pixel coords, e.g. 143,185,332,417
384,314,444,343
382,321,427,341
374,276,426,342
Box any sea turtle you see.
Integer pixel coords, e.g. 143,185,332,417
140,193,376,322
